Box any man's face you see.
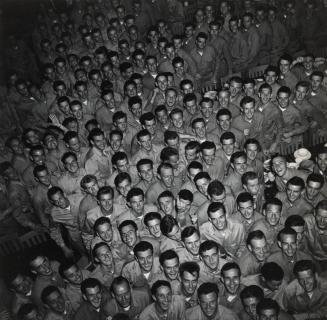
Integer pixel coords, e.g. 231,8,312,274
98,193,113,212
306,180,321,200
311,75,322,91
233,156,247,175
96,222,113,242
91,134,106,151
63,265,83,285
295,85,308,101
176,196,191,214
130,102,142,119
113,282,131,309
243,296,259,319
279,234,297,258
117,179,131,197
185,99,197,115
259,88,272,105
154,286,172,312
16,83,29,97
129,195,144,215
258,309,278,320
244,83,255,97
115,117,127,132
201,247,219,270
55,85,67,97
9,138,24,155
160,167,174,188
317,152,327,172
209,24,219,37
156,110,169,125
182,83,194,95
279,59,290,75
50,192,69,209
166,224,181,241
202,148,215,165
277,92,290,109
63,155,79,174
146,58,157,73
166,90,177,109
12,275,32,295
264,71,277,86
162,257,179,280
264,204,281,226
147,218,161,238
184,233,200,256
125,84,137,97
31,150,45,165
221,268,240,295
76,84,87,100
138,163,154,182
297,269,316,293
184,25,194,38
286,184,302,203
196,178,210,195
272,157,287,177
238,200,254,220
246,143,258,161
268,9,276,22
84,180,99,196
120,225,137,247
264,278,283,293
248,238,269,262
157,76,168,92
196,37,206,50
229,20,238,33
181,271,198,296
138,134,152,151
245,178,260,195
158,196,175,215
110,135,123,153
315,208,327,230
188,168,201,182
35,169,51,187
84,286,102,309
243,102,255,121
144,119,156,136
171,112,183,129
304,56,314,71
230,81,242,97
136,249,153,272
209,209,227,231
46,291,66,313
70,104,83,120
185,147,199,163
103,93,115,109
243,16,252,29
199,292,218,319
96,245,113,267
218,91,230,108
31,256,52,276
200,102,213,119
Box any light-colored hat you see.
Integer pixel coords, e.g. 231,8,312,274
294,148,311,164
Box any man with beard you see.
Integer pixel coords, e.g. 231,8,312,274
139,280,185,320
103,276,150,319
186,282,239,320
59,261,90,312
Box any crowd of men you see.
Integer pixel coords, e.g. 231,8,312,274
1,0,327,319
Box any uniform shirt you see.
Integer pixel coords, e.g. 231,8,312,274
139,295,185,320
232,211,262,236
186,304,239,320
201,157,225,182
238,250,266,277
232,112,264,141
57,168,86,195
200,219,246,258
223,167,254,197
275,168,309,192
90,264,119,289
159,236,184,253
131,144,162,166
219,284,245,316
122,257,163,290
198,257,229,284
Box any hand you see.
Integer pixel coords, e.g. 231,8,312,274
49,113,61,126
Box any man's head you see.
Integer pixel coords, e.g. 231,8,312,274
10,273,33,295
110,276,132,309
199,240,220,271
293,260,317,293
277,228,298,258
59,261,83,285
17,303,42,320
157,163,174,188
118,220,138,248
194,172,211,196
237,192,255,220
247,231,269,262
81,175,99,196
220,262,241,295
263,198,282,226
144,212,162,239
159,250,179,281
126,188,145,215
314,200,327,230
220,132,236,156
88,128,107,151
197,282,219,319
277,86,291,109
41,286,66,314
137,129,152,152
81,278,102,309
256,298,280,320
114,172,132,198
93,242,114,267
316,146,327,173
185,141,201,163
33,165,51,187
136,158,154,183
240,285,264,319
181,226,200,256
47,187,69,209
179,261,199,297
151,280,172,312
310,71,324,92
286,176,305,203
260,262,284,292
231,151,248,175
208,202,227,231
306,173,324,200
134,241,154,272
242,171,260,196
285,215,305,245
271,155,287,177
200,141,216,165
160,215,181,241
240,96,255,121
177,189,193,215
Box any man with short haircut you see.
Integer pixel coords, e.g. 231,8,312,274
122,241,162,290
199,98,216,133
139,280,185,320
267,228,313,283
200,202,246,259
278,55,298,90
239,231,270,277
159,215,184,253
74,278,108,320
118,188,158,233
239,285,265,320
244,139,264,182
59,261,90,312
242,171,265,213
307,71,327,118
186,282,239,320
303,173,326,207
103,276,150,319
314,146,327,197
63,131,88,168
144,212,164,243
250,198,284,249
283,260,327,317
176,262,200,309
193,172,212,207
178,226,201,263
157,190,177,219
219,262,245,315
181,161,203,193
41,285,74,320
276,176,313,219
256,298,280,320
304,200,327,270
135,159,157,193
175,190,198,227
146,163,183,205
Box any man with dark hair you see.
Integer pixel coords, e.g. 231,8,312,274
239,285,265,320
159,215,184,253
256,298,280,320
200,141,224,181
102,276,150,319
186,282,239,320
139,280,185,320
303,173,326,207
135,159,157,194
178,226,201,263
